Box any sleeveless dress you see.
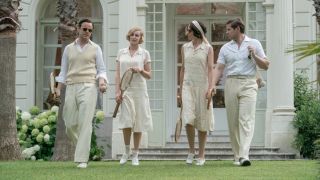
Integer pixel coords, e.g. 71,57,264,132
181,42,214,131
116,47,153,132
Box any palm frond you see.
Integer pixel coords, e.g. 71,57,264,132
286,42,320,62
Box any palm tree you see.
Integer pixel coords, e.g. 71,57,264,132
51,0,78,161
0,0,22,160
287,0,320,84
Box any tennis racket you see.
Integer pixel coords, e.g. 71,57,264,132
175,104,183,143
112,69,134,118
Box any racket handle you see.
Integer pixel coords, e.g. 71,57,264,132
112,102,121,118
207,91,213,110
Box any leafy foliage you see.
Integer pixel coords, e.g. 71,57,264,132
16,106,106,161
16,106,58,160
90,110,107,161
293,73,320,159
287,42,320,62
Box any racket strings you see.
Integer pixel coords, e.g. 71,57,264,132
120,70,134,90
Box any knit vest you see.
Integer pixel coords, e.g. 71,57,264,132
65,42,97,85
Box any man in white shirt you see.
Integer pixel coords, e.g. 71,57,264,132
55,18,108,168
213,18,269,166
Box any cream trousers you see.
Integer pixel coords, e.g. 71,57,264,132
224,76,258,161
63,83,97,163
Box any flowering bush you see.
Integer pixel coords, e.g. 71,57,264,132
17,106,106,161
16,106,58,161
90,110,106,161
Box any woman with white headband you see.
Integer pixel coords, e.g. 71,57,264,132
178,20,215,166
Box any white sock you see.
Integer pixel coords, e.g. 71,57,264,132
132,150,139,157
125,145,130,155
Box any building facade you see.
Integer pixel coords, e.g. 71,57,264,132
17,0,317,158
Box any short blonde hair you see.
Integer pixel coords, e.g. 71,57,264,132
126,27,144,44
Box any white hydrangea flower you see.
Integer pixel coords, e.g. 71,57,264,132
21,125,28,133
31,156,36,161
51,106,59,113
38,112,48,119
36,134,44,143
43,125,50,134
44,134,50,142
21,148,35,159
33,145,40,151
95,110,105,123
31,129,40,137
21,112,31,121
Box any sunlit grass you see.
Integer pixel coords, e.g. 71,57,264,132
0,160,318,180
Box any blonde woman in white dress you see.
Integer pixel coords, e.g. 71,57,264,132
179,20,215,166
115,27,153,166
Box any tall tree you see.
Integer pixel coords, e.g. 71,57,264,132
52,0,78,161
0,0,22,160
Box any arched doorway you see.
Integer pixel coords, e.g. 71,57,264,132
35,0,103,110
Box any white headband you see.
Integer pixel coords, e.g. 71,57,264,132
191,20,209,45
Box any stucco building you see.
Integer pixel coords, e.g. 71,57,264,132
17,0,317,159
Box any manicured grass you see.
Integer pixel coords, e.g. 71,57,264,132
0,160,318,180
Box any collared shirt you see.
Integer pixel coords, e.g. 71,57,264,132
116,47,151,78
217,35,266,76
55,38,109,83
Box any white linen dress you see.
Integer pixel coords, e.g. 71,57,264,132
116,47,153,132
181,42,214,131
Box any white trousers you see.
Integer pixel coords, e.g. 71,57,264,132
63,83,97,163
224,76,258,161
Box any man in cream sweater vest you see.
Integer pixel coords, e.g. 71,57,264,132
55,18,108,168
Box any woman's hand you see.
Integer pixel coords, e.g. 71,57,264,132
130,67,142,73
205,88,213,100
115,90,122,104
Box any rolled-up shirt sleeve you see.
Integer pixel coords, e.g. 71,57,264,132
95,45,109,84
217,46,226,65
55,46,69,83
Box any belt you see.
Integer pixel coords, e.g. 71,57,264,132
227,75,255,79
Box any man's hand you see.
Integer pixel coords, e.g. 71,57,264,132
99,78,107,93
54,88,61,97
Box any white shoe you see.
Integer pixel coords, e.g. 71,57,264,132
233,161,240,166
195,158,205,166
77,162,87,168
120,154,129,165
186,153,194,165
132,154,139,166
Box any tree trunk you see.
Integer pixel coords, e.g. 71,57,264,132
313,0,320,85
52,0,78,161
313,0,320,25
0,32,21,160
0,0,21,161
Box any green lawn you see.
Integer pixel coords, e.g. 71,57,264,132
0,160,318,180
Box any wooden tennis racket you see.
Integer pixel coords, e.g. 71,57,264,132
207,90,214,110
175,103,183,143
112,69,134,118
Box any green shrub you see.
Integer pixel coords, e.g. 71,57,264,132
89,110,106,161
16,106,58,160
16,106,106,161
314,138,320,159
293,73,320,159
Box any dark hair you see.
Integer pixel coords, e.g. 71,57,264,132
78,18,94,28
188,20,207,39
226,18,245,33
